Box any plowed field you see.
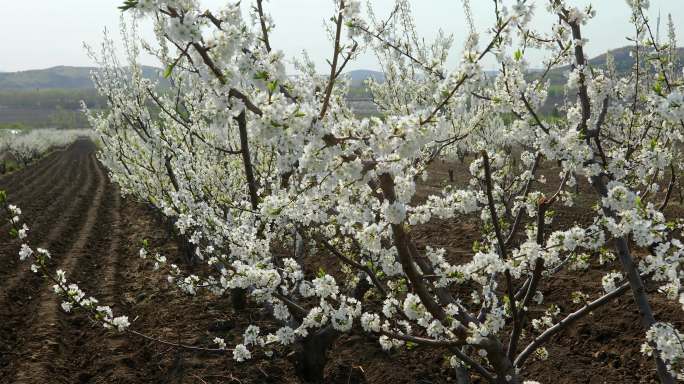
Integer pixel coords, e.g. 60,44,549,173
0,140,682,383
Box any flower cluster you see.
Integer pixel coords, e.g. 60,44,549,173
643,323,684,380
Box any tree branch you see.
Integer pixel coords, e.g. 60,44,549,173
514,279,631,368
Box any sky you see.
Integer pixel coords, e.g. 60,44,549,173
0,0,682,73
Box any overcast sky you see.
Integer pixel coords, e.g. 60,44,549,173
0,1,681,73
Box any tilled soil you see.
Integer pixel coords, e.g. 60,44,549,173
0,142,682,383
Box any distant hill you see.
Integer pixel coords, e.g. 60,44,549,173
2,46,680,91
545,45,684,85
1,46,681,127
345,69,385,88
347,46,684,91
587,45,684,74
0,66,385,91
0,65,167,128
0,65,163,90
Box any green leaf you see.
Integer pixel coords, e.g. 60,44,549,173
650,137,658,150
0,190,6,204
9,227,18,239
635,196,643,209
267,80,278,93
254,71,269,81
448,270,464,280
142,239,149,248
514,49,523,61
163,62,176,79
578,130,587,140
118,0,138,11
317,267,326,278
653,81,663,95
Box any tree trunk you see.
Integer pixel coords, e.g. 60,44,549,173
454,366,471,384
292,273,370,383
612,237,675,384
231,288,247,311
484,339,519,384
292,326,338,383
180,237,196,266
592,176,675,384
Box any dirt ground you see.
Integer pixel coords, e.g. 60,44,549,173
0,141,682,384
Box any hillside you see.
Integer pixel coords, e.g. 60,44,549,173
0,46,681,128
0,65,162,90
546,45,684,84
2,46,680,91
0,66,164,128
345,69,385,88
587,45,684,74
0,66,382,91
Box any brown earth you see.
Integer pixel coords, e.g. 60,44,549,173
0,141,682,383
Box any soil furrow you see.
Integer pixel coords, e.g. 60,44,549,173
0,141,99,382
10,144,107,384
0,146,77,243
0,149,62,189
0,144,86,292
0,146,81,248
54,174,128,383
0,154,83,286
0,146,70,196
0,152,71,236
